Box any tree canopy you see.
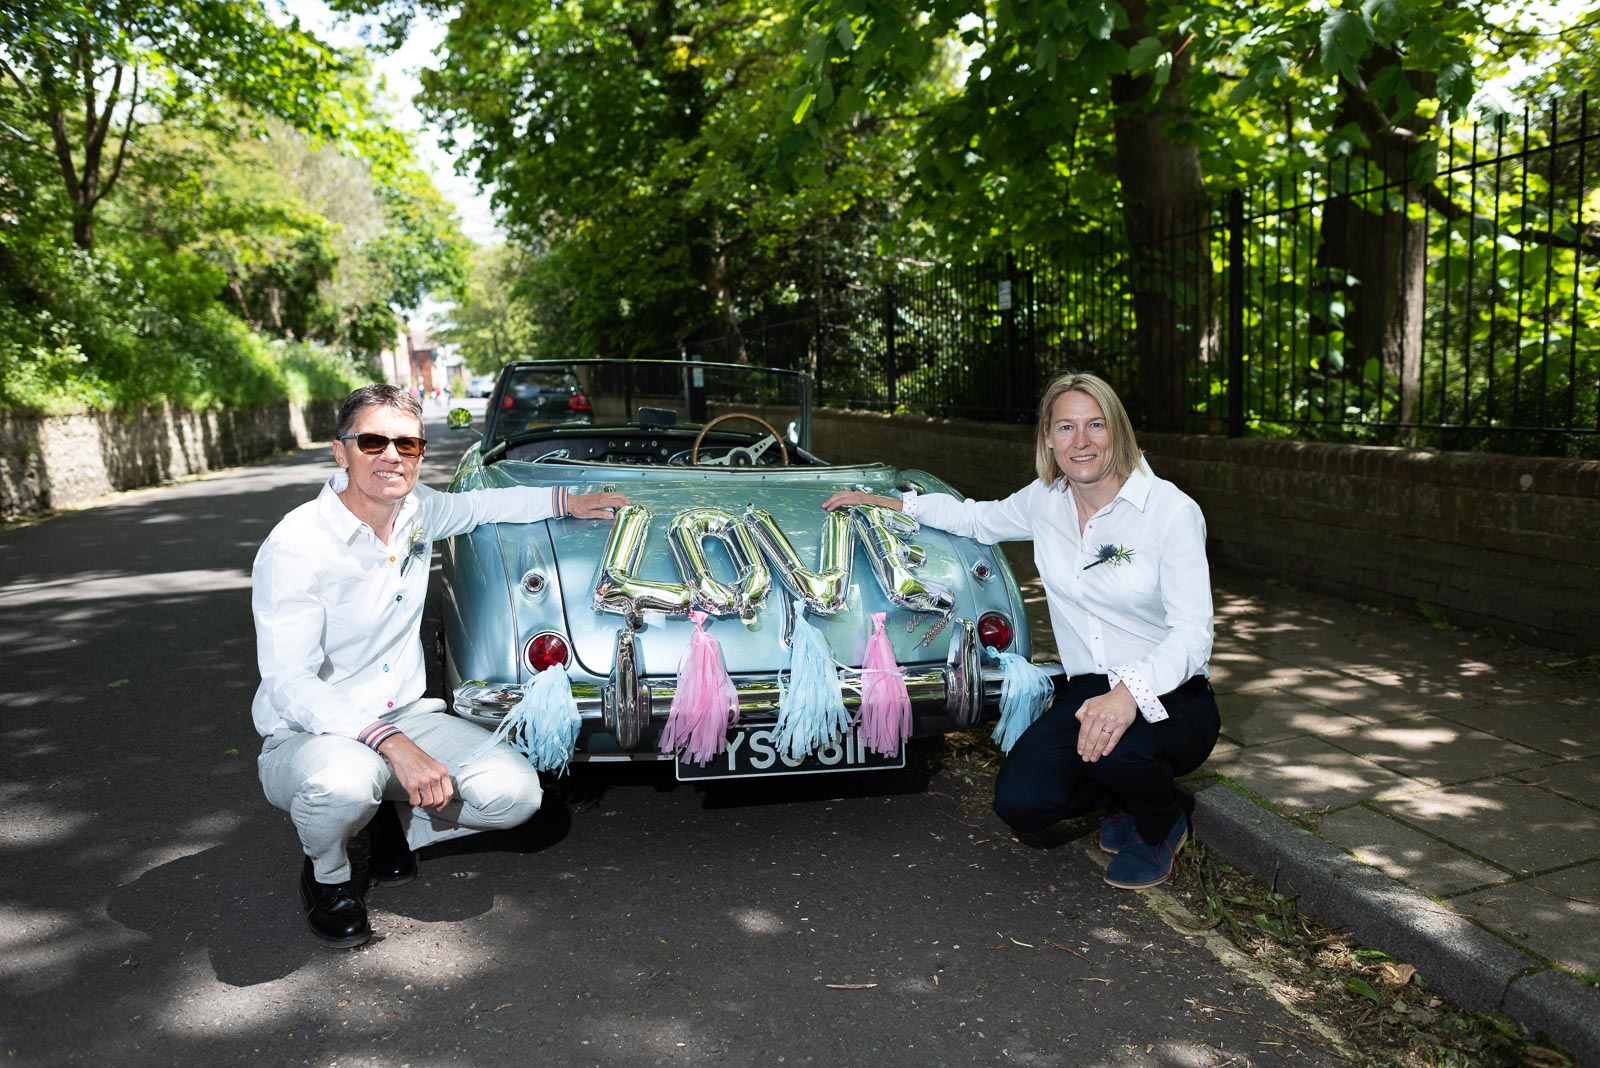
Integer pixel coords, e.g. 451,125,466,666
0,2,470,413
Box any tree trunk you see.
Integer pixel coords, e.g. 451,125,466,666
1110,0,1218,431
1314,51,1436,428
705,235,746,363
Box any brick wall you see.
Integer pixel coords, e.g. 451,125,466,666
0,400,337,519
808,408,1600,651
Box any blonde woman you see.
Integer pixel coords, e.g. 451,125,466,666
824,372,1219,888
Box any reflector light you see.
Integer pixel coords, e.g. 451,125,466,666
568,393,592,411
524,631,571,672
977,612,1013,651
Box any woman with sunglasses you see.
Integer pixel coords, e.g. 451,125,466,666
251,383,629,948
823,372,1219,890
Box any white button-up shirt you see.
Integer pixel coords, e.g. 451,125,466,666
904,461,1213,723
250,472,562,740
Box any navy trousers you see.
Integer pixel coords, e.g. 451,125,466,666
993,673,1221,844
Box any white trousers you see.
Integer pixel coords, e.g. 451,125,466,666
258,699,543,883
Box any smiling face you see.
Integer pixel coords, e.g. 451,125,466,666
332,404,425,524
1046,390,1117,494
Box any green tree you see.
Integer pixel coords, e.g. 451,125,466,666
0,0,344,249
325,0,922,362
440,243,541,372
787,0,1580,422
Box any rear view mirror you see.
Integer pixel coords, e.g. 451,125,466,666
638,407,678,427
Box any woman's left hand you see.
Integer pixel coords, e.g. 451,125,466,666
568,491,631,519
1075,685,1138,762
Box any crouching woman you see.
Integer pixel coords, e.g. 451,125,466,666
825,371,1219,888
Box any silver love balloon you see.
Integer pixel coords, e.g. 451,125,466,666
592,503,693,628
845,503,956,616
743,505,852,616
667,507,772,624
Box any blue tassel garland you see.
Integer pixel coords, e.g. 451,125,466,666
989,647,1054,753
773,603,850,762
471,663,582,775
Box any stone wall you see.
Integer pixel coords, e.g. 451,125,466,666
806,408,1600,651
0,401,337,519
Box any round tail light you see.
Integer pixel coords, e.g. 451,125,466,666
568,393,592,411
500,394,514,409
524,631,572,672
977,612,1013,651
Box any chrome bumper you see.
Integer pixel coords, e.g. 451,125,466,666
452,617,1064,752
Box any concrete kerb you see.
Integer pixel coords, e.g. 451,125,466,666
1190,782,1600,1065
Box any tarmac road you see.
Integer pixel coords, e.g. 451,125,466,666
0,405,1350,1067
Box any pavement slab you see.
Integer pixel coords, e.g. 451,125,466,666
1438,699,1600,760
1204,733,1428,814
1317,804,1512,898
1452,860,1600,976
1216,687,1371,746
1375,781,1600,876
1513,756,1600,805
1330,717,1559,787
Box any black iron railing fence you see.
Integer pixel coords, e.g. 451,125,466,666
644,93,1598,458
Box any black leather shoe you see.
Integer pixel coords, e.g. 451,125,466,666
367,801,418,886
298,858,372,948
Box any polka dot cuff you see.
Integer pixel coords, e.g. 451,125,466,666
1110,664,1168,723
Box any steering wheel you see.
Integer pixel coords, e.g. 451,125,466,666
691,412,790,466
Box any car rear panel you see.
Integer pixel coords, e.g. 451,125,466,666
468,462,1028,682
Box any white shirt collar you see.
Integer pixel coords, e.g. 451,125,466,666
314,470,419,544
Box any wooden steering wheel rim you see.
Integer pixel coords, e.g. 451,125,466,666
691,412,789,466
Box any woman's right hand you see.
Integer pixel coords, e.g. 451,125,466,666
822,490,901,512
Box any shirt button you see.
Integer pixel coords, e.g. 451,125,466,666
389,555,397,562
386,701,394,709
395,594,403,602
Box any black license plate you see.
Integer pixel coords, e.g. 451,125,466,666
675,725,907,781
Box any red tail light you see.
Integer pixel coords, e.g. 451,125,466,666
524,631,571,672
500,394,513,409
568,393,592,411
977,612,1013,651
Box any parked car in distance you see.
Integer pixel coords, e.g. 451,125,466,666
466,375,495,398
493,366,593,432
441,359,1054,782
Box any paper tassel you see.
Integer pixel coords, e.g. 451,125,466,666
661,611,740,766
773,602,850,762
989,647,1054,753
472,662,582,775
857,612,911,758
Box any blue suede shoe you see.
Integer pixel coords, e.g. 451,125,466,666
1103,814,1188,889
1097,807,1134,855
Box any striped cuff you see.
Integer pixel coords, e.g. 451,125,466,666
359,721,403,751
552,486,570,518
1109,664,1168,724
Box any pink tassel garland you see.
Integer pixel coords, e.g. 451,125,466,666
660,611,740,766
857,612,911,758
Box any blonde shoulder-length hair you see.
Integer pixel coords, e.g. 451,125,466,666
1033,372,1142,485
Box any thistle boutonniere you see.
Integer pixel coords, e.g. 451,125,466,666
1083,543,1135,571
399,526,429,577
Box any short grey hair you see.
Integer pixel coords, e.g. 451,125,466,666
335,384,423,438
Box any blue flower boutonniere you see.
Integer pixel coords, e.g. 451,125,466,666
1083,543,1135,571
399,527,429,577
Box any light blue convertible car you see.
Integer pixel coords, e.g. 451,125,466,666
443,359,1048,780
